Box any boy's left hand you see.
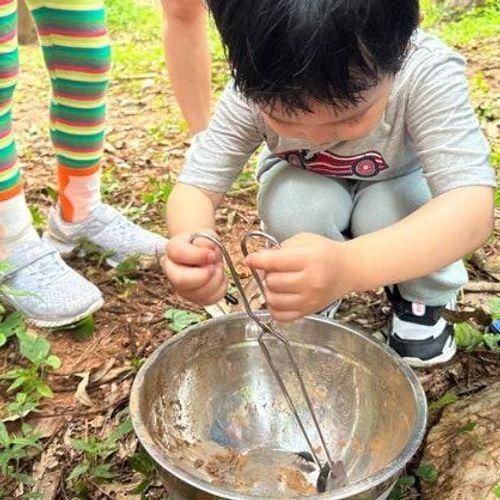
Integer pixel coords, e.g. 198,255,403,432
245,233,352,322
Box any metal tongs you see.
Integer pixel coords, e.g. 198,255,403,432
191,230,346,492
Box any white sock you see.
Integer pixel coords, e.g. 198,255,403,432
59,170,101,223
0,193,39,258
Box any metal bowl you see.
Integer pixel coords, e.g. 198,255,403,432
130,312,427,499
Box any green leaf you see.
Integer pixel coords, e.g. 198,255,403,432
0,422,10,446
164,308,206,333
415,463,438,483
494,485,500,498
36,383,53,398
45,355,62,370
429,390,458,410
7,376,28,392
133,478,153,495
0,312,25,342
92,463,117,479
28,206,46,230
129,449,156,476
68,463,90,481
12,472,35,485
11,436,40,448
397,475,416,488
61,315,95,341
0,332,7,348
489,297,500,318
106,418,133,445
115,254,141,280
43,185,58,203
455,322,484,351
459,421,477,433
70,439,93,452
483,333,500,351
16,329,50,365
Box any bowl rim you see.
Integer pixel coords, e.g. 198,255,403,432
130,311,428,499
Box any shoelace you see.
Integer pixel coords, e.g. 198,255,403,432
21,247,69,287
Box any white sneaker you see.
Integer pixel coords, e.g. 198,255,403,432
43,204,167,267
0,238,103,327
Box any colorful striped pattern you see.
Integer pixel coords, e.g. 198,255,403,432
0,0,110,203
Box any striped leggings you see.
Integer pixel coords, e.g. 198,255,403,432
0,0,110,205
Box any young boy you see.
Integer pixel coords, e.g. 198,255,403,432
162,0,496,367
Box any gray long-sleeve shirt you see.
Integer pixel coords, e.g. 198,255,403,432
179,31,496,197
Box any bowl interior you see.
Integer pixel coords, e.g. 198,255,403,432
132,314,426,498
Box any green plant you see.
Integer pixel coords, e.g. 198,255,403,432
100,166,120,200
0,313,61,418
421,0,500,45
28,206,45,232
164,308,207,333
128,447,158,496
429,389,458,411
388,474,415,500
454,298,500,351
0,422,41,497
415,463,438,483
142,177,174,205
69,417,133,495
76,237,115,266
388,463,438,500
459,420,477,433
115,254,141,281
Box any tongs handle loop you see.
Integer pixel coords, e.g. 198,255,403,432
240,230,279,299
190,232,287,343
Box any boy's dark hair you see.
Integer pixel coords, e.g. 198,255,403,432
206,0,419,112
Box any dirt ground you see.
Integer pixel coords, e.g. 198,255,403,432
0,31,498,499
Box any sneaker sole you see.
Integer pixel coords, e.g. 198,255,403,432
0,292,104,329
26,297,104,328
42,232,158,269
400,341,457,368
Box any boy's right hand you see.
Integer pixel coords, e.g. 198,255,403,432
162,231,228,306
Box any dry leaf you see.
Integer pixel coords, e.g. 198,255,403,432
74,372,93,407
89,359,115,384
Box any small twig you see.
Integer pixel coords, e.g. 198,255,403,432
463,281,500,293
115,73,156,80
88,480,113,499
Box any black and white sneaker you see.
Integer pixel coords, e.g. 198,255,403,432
386,286,456,368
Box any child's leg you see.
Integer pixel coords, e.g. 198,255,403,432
0,0,39,257
258,160,354,242
27,0,110,223
351,170,466,366
258,159,353,318
0,1,103,324
28,0,166,265
351,170,468,305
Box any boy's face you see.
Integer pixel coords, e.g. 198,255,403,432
260,77,392,145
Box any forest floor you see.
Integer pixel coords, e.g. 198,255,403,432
0,1,499,498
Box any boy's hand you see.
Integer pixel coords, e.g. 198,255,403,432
162,231,228,305
245,233,351,322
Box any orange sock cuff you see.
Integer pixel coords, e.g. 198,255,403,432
57,164,101,180
0,183,24,202
57,164,101,223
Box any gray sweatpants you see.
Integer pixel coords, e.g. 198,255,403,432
258,160,468,306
